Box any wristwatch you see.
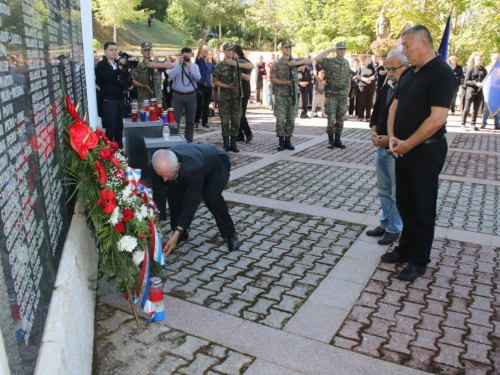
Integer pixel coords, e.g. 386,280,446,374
174,226,184,235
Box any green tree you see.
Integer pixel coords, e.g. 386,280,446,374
92,0,152,42
141,0,169,21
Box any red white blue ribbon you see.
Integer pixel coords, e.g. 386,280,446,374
149,220,166,266
134,248,151,310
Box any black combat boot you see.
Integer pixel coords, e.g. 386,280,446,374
223,136,230,152
334,133,346,149
229,136,240,152
284,136,295,150
327,134,334,149
277,136,285,151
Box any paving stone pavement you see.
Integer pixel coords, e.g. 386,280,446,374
95,109,500,375
333,238,500,375
94,303,255,375
162,203,364,329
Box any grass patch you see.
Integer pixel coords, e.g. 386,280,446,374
93,17,188,53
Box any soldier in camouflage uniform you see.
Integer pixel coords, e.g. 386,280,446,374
132,42,170,105
314,41,351,149
271,40,312,151
213,42,254,152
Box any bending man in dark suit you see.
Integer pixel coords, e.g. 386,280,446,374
148,144,240,255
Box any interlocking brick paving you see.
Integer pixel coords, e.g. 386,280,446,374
161,203,364,329
333,239,500,374
293,141,377,164
442,150,500,181
227,154,262,170
450,134,500,153
226,160,380,215
436,181,500,236
93,303,255,374
195,133,312,154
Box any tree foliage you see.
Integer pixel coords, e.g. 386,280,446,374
141,0,170,21
158,0,499,63
92,0,152,42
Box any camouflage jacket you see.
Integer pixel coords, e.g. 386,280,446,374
271,57,302,98
212,60,243,100
131,60,163,103
319,57,351,97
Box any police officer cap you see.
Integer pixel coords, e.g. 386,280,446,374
223,42,235,51
141,42,153,50
335,41,346,49
280,40,293,48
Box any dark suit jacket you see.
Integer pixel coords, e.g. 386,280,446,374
370,82,397,146
148,144,229,228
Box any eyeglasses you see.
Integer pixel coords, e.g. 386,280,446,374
386,64,405,72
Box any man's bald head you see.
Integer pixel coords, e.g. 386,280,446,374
152,150,180,181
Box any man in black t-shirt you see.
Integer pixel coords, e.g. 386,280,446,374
383,25,456,282
256,55,266,104
461,54,487,131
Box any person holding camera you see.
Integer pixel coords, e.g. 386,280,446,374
194,34,214,129
96,41,128,148
165,47,201,143
132,42,173,105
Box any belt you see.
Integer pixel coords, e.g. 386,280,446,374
421,134,446,145
173,90,195,95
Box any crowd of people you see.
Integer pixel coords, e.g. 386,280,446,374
94,25,498,277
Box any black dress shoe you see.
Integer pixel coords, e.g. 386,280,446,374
202,123,210,129
366,226,385,236
381,250,408,263
397,264,427,281
227,233,240,251
245,134,253,143
194,122,199,128
378,232,400,245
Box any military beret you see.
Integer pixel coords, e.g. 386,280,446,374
141,42,153,50
280,40,293,48
335,41,346,49
223,42,235,51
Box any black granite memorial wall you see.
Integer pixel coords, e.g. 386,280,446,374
0,0,87,373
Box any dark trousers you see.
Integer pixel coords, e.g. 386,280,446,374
256,78,263,103
356,84,376,119
195,85,212,125
461,93,483,126
238,93,252,138
395,140,447,267
450,82,460,112
149,156,235,238
348,94,356,116
299,86,309,113
101,99,124,148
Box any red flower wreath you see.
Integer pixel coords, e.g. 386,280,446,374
68,123,98,160
94,160,107,185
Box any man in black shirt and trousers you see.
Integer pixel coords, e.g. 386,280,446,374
384,25,456,281
148,144,240,255
461,53,487,131
95,42,126,148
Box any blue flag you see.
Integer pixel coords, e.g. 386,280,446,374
483,59,500,117
438,16,451,62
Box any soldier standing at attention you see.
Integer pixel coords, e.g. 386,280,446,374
271,40,312,151
314,42,351,149
213,42,255,153
132,42,172,105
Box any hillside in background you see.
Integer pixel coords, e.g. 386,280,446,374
92,17,188,54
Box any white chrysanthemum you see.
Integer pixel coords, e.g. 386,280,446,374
132,251,145,265
117,235,138,252
140,204,148,218
109,207,120,225
121,184,134,203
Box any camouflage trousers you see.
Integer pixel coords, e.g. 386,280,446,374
219,97,241,136
274,95,298,137
325,95,348,134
